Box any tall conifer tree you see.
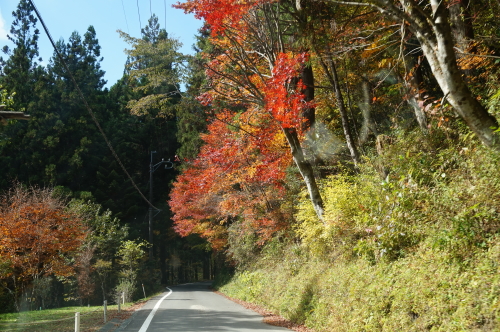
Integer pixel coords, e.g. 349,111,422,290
175,27,210,160
0,0,42,113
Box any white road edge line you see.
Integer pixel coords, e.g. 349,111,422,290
138,287,173,332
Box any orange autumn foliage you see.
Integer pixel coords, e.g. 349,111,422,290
169,110,291,249
171,0,321,247
175,0,258,35
264,52,313,128
0,185,88,284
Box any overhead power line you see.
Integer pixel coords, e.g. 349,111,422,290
137,0,142,31
27,0,160,211
121,0,130,34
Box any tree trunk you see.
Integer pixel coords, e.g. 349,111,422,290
159,241,167,284
318,54,361,165
372,0,499,148
416,3,498,147
301,64,316,131
282,127,324,219
203,257,210,280
359,79,380,141
449,0,474,51
402,43,428,132
449,0,475,78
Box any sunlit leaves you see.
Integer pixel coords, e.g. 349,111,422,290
118,17,185,117
174,0,257,35
169,109,290,249
0,185,88,285
264,52,312,128
170,0,324,247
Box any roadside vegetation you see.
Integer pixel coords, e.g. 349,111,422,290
215,136,500,331
168,0,500,329
0,301,140,332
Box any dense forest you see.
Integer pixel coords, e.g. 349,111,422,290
0,0,212,313
1,0,500,330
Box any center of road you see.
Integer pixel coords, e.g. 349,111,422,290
137,287,172,332
121,282,291,331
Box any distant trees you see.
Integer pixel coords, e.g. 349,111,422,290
174,26,210,160
0,24,108,189
0,1,153,227
0,1,215,312
119,14,184,118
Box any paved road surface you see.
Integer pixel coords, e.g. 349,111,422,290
119,281,291,332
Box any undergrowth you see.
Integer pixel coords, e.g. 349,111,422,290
218,239,500,331
216,130,500,331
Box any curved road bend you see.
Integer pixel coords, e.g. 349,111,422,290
120,281,291,332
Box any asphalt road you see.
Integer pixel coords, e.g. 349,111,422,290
119,281,291,332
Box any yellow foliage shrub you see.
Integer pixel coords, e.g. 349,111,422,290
295,174,373,256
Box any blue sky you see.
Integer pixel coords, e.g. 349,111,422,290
0,0,203,88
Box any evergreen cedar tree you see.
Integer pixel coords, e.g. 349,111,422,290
0,0,42,116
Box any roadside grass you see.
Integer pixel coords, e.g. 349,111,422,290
215,133,500,331
0,303,136,332
0,286,166,332
217,238,500,331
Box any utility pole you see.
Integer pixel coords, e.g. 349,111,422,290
148,151,174,260
149,151,155,261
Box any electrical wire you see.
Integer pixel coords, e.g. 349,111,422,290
27,0,160,212
137,0,142,31
121,0,130,34
164,0,167,30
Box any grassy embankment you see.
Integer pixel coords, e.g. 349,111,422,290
0,301,143,332
216,130,500,331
